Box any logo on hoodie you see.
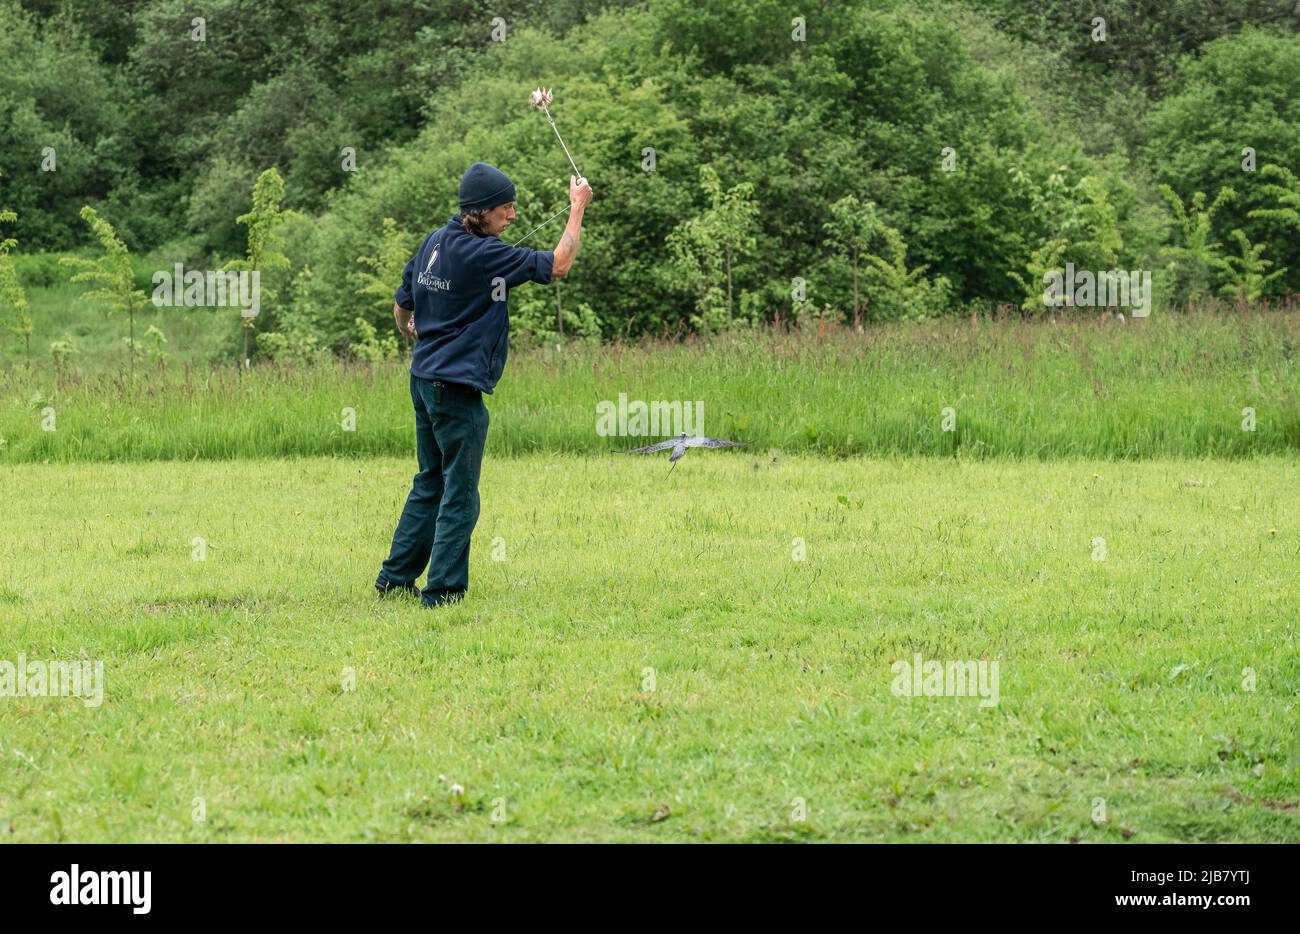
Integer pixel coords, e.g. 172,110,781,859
417,241,451,291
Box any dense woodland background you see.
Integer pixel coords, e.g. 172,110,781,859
1,0,1298,364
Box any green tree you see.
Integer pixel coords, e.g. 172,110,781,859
1007,166,1133,315
254,266,329,364
1214,229,1285,304
974,0,1298,95
347,316,399,362
1159,185,1234,306
0,0,149,249
225,167,291,367
288,3,1104,335
61,206,148,377
1145,28,1300,294
863,227,952,323
667,215,724,333
665,165,759,332
0,170,31,361
356,217,415,347
1007,238,1069,315
823,195,881,330
1248,164,1300,231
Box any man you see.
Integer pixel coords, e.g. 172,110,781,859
375,162,594,607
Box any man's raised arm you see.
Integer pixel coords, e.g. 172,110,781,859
552,175,593,279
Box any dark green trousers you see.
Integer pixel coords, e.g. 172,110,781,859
377,374,488,607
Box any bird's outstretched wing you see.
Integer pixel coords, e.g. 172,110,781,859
693,437,751,448
621,439,679,454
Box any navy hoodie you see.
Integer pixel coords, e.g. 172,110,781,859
396,214,554,393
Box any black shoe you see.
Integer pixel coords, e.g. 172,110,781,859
375,578,420,598
421,589,466,609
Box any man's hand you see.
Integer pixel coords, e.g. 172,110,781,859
570,175,593,210
393,303,417,341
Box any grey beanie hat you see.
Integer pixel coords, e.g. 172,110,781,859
459,162,517,212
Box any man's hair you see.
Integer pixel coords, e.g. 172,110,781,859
462,208,493,236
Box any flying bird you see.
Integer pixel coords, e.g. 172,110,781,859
621,433,750,473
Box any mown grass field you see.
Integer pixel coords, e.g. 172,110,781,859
1,454,1296,842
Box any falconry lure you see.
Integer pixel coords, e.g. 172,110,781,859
511,86,586,246
529,86,581,178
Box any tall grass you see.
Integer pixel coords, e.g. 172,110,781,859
1,280,235,370
2,307,1298,462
